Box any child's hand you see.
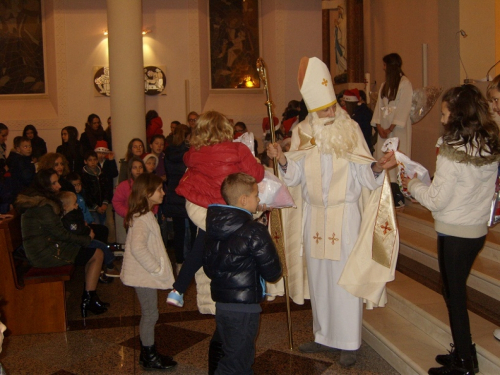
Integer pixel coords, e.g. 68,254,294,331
89,229,95,240
108,151,115,160
401,173,415,189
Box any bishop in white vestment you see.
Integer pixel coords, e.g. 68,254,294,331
268,57,399,367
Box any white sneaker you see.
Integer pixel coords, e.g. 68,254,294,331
494,328,500,341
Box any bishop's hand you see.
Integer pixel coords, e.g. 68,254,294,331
266,142,286,166
372,151,396,172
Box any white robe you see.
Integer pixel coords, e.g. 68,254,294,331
283,152,384,350
371,76,413,182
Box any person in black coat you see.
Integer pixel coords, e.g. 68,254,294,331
6,136,35,198
23,124,47,162
203,172,282,375
56,126,84,173
164,124,196,267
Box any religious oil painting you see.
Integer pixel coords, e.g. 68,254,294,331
0,0,45,94
209,0,260,89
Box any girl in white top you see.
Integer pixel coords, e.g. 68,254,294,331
121,173,177,371
371,53,413,183
403,85,500,375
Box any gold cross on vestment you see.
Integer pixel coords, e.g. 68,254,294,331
273,231,281,242
322,78,328,86
313,232,322,244
328,232,339,245
381,221,392,235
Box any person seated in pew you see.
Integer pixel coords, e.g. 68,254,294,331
14,169,109,321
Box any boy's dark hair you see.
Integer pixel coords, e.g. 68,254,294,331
171,120,181,126
359,90,367,102
234,121,247,131
221,173,256,206
14,136,30,148
66,172,81,182
84,150,98,160
149,134,165,144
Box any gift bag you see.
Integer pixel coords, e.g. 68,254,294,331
233,132,255,156
258,170,296,209
382,137,431,198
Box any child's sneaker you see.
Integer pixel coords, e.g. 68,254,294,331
167,290,184,307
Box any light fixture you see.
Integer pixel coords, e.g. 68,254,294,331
244,76,255,88
103,29,151,36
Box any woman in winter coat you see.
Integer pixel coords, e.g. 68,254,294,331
14,168,109,320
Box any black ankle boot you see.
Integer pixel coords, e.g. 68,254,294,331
435,344,478,373
139,344,177,370
429,355,477,375
208,337,225,375
81,290,108,318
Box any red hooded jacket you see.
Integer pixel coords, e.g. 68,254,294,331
176,142,264,208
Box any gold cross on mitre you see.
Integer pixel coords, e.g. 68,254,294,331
328,232,339,245
321,78,328,86
313,232,322,244
381,221,392,235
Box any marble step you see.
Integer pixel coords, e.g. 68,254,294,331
398,225,500,301
363,271,500,375
397,203,500,264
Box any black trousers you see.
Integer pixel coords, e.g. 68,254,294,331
437,234,485,359
215,309,260,375
172,229,205,293
171,217,197,264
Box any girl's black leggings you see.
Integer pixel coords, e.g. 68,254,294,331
437,234,485,359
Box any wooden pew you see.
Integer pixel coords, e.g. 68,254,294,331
0,215,74,335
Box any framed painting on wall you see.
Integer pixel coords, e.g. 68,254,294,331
209,0,260,90
0,0,45,95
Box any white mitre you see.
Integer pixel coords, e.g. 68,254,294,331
298,57,337,112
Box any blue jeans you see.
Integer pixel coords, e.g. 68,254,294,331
91,211,106,225
88,239,115,267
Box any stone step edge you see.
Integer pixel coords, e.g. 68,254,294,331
399,242,500,301
399,229,500,289
362,321,423,375
386,275,500,370
397,214,500,255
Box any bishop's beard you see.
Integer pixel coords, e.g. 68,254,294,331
310,107,358,158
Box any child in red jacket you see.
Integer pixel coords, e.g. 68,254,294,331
167,110,265,308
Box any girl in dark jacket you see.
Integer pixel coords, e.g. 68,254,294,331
164,124,196,270
14,169,109,320
22,124,47,162
80,114,109,154
56,126,84,173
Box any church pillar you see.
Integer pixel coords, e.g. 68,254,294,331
106,0,145,242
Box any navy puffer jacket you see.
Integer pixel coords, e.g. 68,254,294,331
203,204,282,304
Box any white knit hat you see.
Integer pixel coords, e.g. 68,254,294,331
298,57,337,112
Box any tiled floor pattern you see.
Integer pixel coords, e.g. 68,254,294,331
0,263,399,374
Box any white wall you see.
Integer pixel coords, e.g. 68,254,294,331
0,0,322,156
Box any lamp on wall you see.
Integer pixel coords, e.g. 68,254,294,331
456,29,473,84
103,29,151,36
